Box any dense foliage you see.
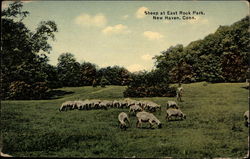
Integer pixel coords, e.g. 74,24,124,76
154,16,250,83
124,16,249,97
1,2,132,99
1,2,58,99
124,70,176,97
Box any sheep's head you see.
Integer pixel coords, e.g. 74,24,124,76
158,123,162,128
182,114,186,119
245,121,249,127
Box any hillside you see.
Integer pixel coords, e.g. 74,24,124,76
1,82,249,158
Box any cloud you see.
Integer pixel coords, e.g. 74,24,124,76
127,64,145,72
75,13,107,27
102,24,130,35
136,7,149,19
143,31,164,40
141,54,153,61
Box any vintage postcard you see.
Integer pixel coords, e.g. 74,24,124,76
1,0,249,158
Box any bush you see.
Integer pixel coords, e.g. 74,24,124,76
8,81,31,100
8,81,48,100
123,85,176,97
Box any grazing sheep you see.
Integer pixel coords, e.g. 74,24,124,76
59,101,74,112
112,100,120,108
119,100,128,108
138,100,151,110
89,99,101,109
144,101,161,112
136,111,162,129
98,101,109,110
176,84,183,102
167,101,179,109
118,112,130,129
76,100,88,110
166,108,186,121
102,100,113,108
244,110,249,127
129,104,143,114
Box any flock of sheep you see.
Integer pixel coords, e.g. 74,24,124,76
118,100,186,129
59,98,161,112
59,97,186,129
59,85,249,130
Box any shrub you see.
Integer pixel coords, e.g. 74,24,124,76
8,81,48,100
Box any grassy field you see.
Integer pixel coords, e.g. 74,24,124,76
1,82,249,158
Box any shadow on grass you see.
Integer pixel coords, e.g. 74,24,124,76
241,86,249,90
166,119,185,122
45,90,74,100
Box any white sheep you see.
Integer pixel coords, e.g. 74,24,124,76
167,101,179,109
102,100,113,108
98,101,109,110
113,100,120,108
119,100,128,108
136,111,162,128
144,101,161,112
59,101,74,112
89,99,101,109
118,112,130,129
129,104,143,114
75,100,88,110
166,108,186,121
244,110,249,127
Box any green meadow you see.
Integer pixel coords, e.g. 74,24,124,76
1,82,249,158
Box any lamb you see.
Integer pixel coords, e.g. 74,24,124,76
129,104,143,115
166,108,186,121
136,111,162,129
118,112,130,129
244,110,249,127
167,101,179,109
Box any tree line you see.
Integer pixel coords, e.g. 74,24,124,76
1,2,249,100
1,2,132,100
124,16,249,97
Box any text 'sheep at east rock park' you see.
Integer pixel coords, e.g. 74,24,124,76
145,10,206,20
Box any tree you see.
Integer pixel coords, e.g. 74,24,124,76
96,66,132,86
1,2,58,99
80,62,97,86
154,16,249,83
57,53,81,87
123,70,175,97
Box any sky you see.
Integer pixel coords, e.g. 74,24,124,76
2,0,249,72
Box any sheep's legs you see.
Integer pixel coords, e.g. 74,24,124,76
136,120,141,128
